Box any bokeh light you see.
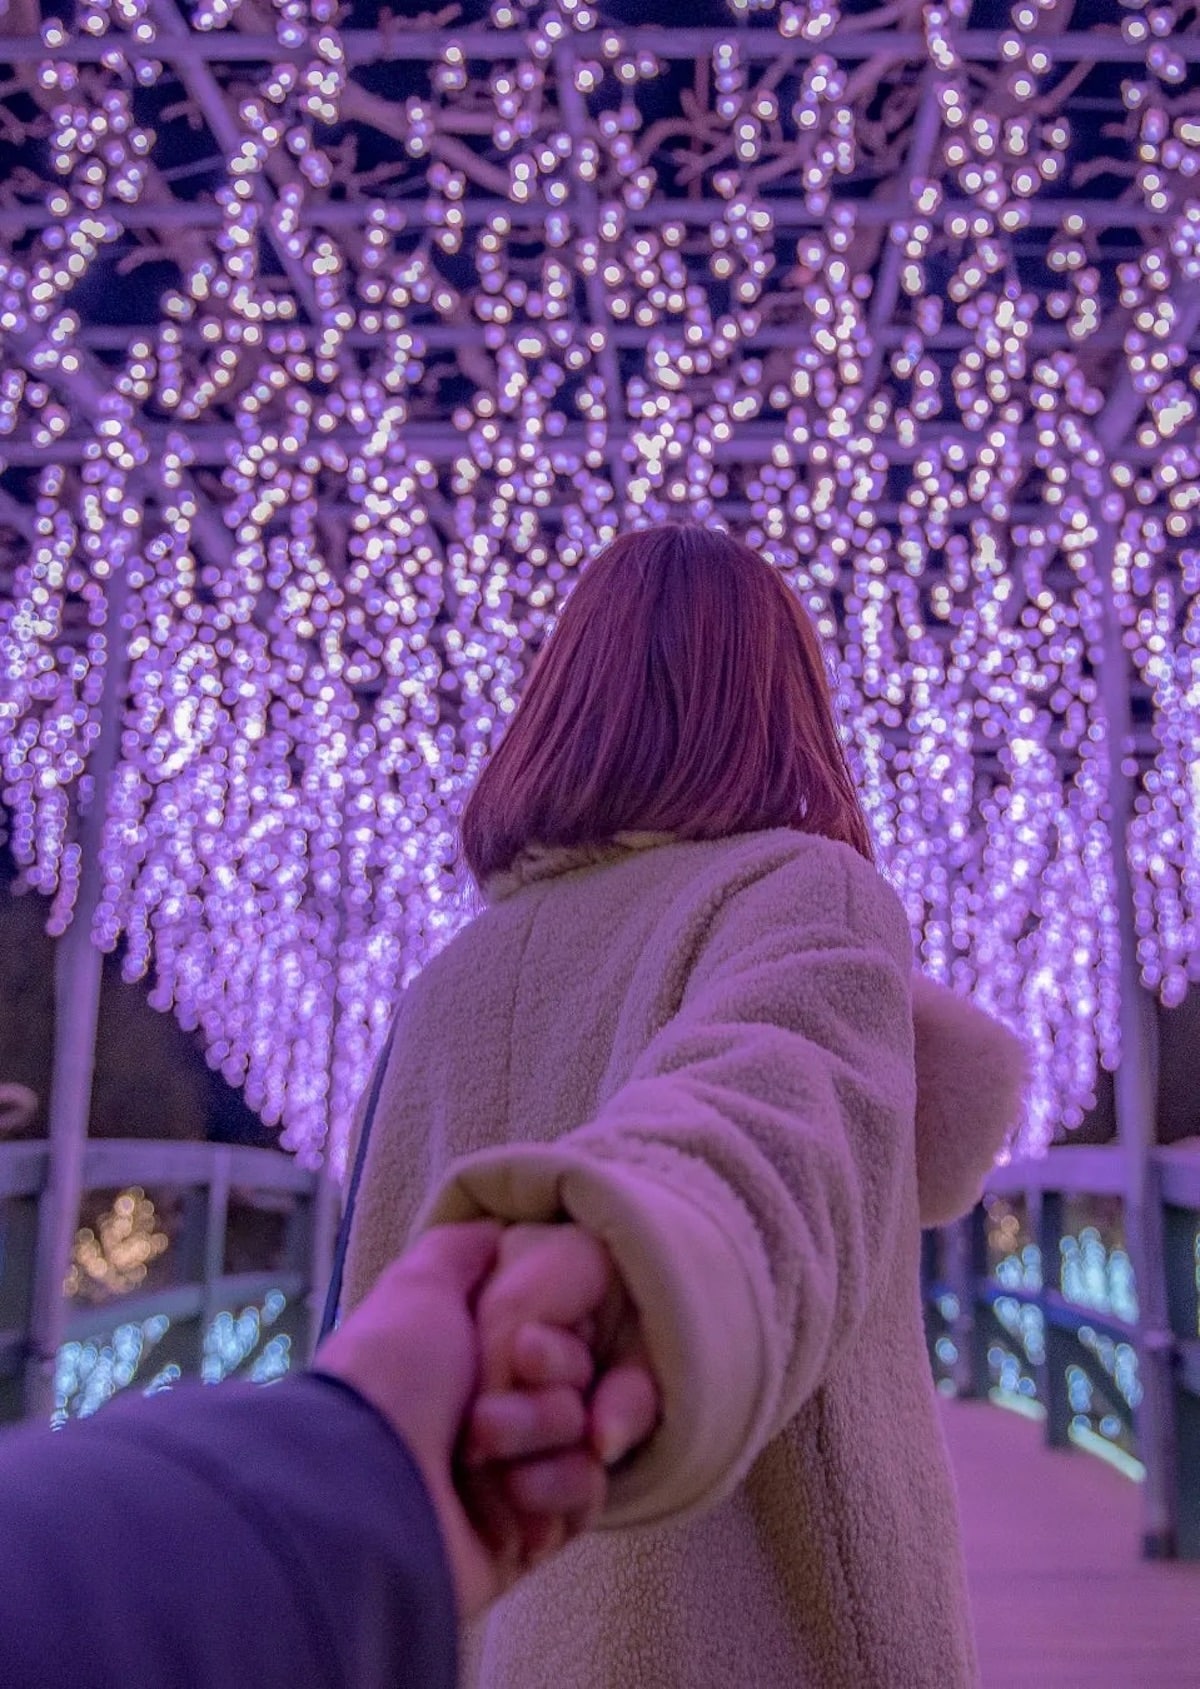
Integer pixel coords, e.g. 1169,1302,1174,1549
1,0,1198,1166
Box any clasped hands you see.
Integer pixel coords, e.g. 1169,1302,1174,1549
315,1221,660,1619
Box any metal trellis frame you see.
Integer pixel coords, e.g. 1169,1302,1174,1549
1,27,1199,64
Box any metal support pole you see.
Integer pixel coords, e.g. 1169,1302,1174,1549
1085,285,1200,1552
23,560,131,1421
1095,527,1178,1555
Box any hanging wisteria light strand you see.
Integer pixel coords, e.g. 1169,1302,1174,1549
0,0,1198,1165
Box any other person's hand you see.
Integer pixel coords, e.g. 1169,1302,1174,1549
464,1223,661,1568
314,1222,606,1617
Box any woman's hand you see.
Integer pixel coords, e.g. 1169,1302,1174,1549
314,1223,607,1617
463,1224,661,1567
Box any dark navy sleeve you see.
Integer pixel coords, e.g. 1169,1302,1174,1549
0,1373,457,1689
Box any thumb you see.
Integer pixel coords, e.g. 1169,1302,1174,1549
390,1221,504,1300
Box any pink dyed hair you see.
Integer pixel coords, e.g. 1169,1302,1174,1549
460,523,872,885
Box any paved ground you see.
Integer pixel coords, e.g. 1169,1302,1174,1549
940,1398,1200,1688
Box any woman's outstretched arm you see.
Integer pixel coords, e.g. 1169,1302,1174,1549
417,837,917,1529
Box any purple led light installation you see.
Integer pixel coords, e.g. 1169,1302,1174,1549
1,0,1198,1166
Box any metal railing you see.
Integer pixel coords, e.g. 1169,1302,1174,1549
0,1139,337,1425
923,1143,1200,1558
6,1131,1198,1556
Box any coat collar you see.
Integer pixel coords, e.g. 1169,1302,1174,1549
482,831,678,903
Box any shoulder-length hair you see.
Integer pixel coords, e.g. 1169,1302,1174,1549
459,523,873,886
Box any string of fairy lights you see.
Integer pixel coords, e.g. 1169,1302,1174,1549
0,0,1198,1166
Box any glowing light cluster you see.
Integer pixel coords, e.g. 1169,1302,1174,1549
53,1312,172,1426
201,1288,290,1383
983,1195,1142,1470
1,0,1198,1163
52,1290,293,1423
66,1186,170,1301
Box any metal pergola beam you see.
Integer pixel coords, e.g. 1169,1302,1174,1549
0,483,1181,535
145,0,339,340
2,327,231,563
0,197,1180,235
0,490,1180,535
162,498,1182,532
0,425,1175,467
2,319,233,1416
0,27,1194,63
858,78,944,409
23,553,132,1421
556,41,628,500
59,323,1200,356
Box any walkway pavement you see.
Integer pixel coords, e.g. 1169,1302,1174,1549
940,1398,1200,1688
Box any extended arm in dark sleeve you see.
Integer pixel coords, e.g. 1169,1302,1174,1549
0,1374,456,1689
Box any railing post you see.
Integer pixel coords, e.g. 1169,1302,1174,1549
23,562,131,1422
1162,1202,1199,1557
947,1208,989,1399
199,1146,232,1360
168,1179,213,1377
1093,528,1178,1556
1081,310,1200,1554
920,1228,942,1378
1161,1203,1199,1341
0,1179,40,1423
1034,1190,1073,1448
305,1169,341,1362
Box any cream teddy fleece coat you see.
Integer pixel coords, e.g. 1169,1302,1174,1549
342,828,1028,1689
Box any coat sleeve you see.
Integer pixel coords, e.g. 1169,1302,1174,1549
418,839,917,1529
0,1374,457,1689
912,973,1029,1226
